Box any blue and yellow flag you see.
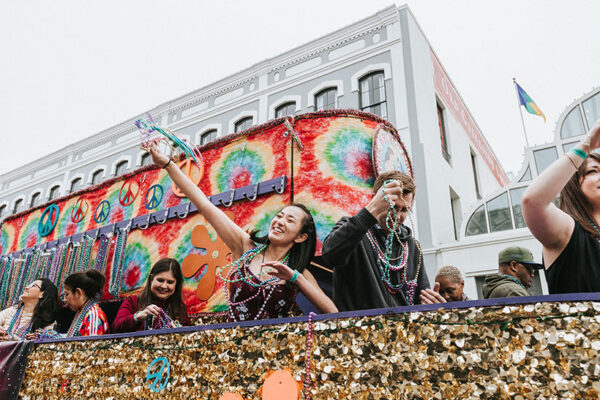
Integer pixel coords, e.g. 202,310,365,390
515,82,546,122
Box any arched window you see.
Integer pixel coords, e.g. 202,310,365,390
48,185,61,201
200,129,217,145
91,170,104,185
275,102,296,118
359,71,387,118
12,199,23,214
0,205,5,219
560,107,585,139
465,204,488,236
30,192,41,208
70,177,82,193
115,161,128,176
141,153,152,166
315,87,337,111
234,117,253,133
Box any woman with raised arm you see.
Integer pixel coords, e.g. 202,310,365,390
0,279,59,341
62,269,109,337
149,141,337,321
522,120,600,293
112,258,191,332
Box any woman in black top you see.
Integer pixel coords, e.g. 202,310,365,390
522,119,600,293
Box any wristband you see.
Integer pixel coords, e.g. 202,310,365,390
133,312,141,322
162,159,172,169
571,148,588,160
290,270,300,283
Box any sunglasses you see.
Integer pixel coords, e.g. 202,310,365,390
27,282,42,290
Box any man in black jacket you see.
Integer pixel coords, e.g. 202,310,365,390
321,170,440,311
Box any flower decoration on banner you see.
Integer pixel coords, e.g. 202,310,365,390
144,184,164,210
94,200,111,224
119,179,140,207
19,214,42,249
210,141,274,193
314,119,375,189
0,224,15,255
181,223,231,301
70,197,89,224
219,393,244,400
172,158,204,198
259,369,301,400
38,204,59,238
120,231,158,294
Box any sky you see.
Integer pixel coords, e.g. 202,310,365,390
0,0,598,177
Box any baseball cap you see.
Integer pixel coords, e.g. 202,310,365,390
498,246,544,269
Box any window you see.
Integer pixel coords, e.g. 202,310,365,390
487,192,512,232
70,178,82,193
141,153,152,166
562,142,578,153
583,92,600,128
0,205,5,219
534,147,558,175
115,161,128,176
466,204,488,236
200,129,217,145
315,88,337,111
48,185,60,201
30,192,41,208
470,150,481,199
359,71,387,118
275,102,296,118
437,102,451,163
450,188,462,240
12,199,23,214
519,166,532,182
92,170,104,185
510,187,527,229
235,117,253,133
561,107,586,139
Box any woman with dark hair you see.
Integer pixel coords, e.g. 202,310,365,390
112,258,191,332
0,278,59,341
523,120,600,293
149,141,337,321
62,269,109,337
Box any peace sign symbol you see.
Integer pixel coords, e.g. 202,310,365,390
145,184,164,210
70,197,89,223
119,179,140,207
39,204,60,237
94,200,111,224
146,357,170,393
172,158,204,198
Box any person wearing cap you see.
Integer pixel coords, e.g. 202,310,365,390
482,246,543,299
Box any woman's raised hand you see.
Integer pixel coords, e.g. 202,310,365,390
585,120,600,151
147,139,171,167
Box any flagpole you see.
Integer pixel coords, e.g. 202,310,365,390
513,78,531,149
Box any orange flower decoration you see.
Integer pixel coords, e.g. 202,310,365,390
181,223,232,301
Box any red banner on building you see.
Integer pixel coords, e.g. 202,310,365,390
431,50,509,186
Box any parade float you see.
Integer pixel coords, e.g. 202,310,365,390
0,110,598,399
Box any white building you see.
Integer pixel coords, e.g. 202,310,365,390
0,5,517,296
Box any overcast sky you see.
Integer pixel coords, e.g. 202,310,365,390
1,0,598,178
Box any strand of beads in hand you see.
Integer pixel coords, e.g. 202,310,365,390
216,245,290,288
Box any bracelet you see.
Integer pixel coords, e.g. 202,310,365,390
571,148,588,160
289,270,300,283
162,159,172,169
133,312,141,322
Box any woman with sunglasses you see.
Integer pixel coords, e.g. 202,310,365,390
0,279,59,341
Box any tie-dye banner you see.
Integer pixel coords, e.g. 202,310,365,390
0,110,408,314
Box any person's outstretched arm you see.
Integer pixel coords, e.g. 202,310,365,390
522,120,600,254
263,261,338,313
148,141,252,258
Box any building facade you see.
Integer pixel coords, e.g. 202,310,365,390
0,5,508,292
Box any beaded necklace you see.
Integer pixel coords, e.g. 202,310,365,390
94,234,112,274
218,245,289,321
108,227,129,298
588,217,600,238
0,257,11,309
502,274,526,289
7,305,33,339
304,312,316,400
66,299,97,337
145,307,182,330
367,180,423,305
7,259,25,307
